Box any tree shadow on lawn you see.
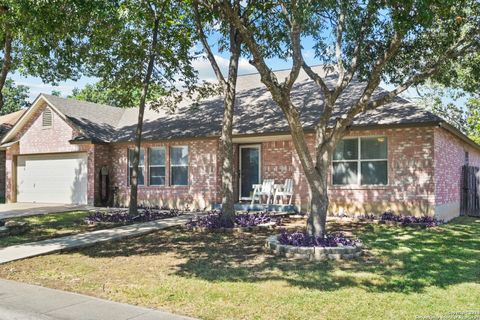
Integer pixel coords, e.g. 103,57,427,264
79,216,480,294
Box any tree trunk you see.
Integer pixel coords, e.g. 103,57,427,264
0,33,12,112
306,155,330,238
128,16,160,215
279,103,331,238
219,27,240,227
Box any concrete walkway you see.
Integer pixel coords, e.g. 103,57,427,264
0,214,193,264
0,279,195,319
0,203,94,220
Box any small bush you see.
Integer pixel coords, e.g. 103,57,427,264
278,230,361,247
333,211,443,227
186,211,278,229
85,208,181,225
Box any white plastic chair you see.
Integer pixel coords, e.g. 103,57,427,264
251,179,275,205
274,179,294,205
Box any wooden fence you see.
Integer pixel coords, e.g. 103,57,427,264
460,165,480,217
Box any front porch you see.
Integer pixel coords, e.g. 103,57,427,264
217,139,300,213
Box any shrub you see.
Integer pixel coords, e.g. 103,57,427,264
186,211,278,229
333,211,443,227
85,208,181,225
379,211,443,227
278,230,361,247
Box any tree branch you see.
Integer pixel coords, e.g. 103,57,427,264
0,32,12,93
334,2,345,86
330,30,404,143
368,39,479,110
282,0,302,92
335,0,374,97
213,0,283,96
193,1,225,86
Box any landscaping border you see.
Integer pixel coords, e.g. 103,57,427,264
265,235,363,261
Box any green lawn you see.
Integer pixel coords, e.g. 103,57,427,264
0,217,479,320
0,211,118,247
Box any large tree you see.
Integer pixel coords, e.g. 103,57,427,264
69,81,165,108
210,0,480,237
417,52,480,142
84,0,197,214
0,0,103,111
192,1,243,226
1,78,29,115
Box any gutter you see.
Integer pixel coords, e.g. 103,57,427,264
0,140,19,150
69,138,110,145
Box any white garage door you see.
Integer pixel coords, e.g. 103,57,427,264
17,153,88,204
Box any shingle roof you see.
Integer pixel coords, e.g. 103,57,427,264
41,94,125,142
0,109,26,139
39,67,443,143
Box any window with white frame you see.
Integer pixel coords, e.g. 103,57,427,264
332,137,388,185
128,149,145,185
149,147,166,185
170,146,188,185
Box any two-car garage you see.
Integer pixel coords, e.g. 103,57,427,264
16,153,88,205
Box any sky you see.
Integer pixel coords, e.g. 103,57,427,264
8,33,330,101
8,35,428,105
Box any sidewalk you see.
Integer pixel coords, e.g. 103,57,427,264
0,214,193,264
0,279,195,320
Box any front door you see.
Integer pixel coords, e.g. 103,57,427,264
239,145,261,200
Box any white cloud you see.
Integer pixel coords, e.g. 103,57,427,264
15,81,77,99
192,54,256,81
10,54,258,102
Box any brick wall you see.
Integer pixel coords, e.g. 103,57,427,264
110,139,220,209
262,140,294,182
434,127,480,220
229,127,435,216
326,127,436,216
15,102,81,154
93,144,111,205
0,150,6,201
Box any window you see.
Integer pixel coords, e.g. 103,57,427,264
149,147,166,185
128,149,145,185
170,146,188,185
465,151,469,165
42,108,53,127
332,137,387,185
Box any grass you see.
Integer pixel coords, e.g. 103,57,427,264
0,216,479,319
0,211,121,247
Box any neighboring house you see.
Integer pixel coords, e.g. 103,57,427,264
0,109,27,201
0,67,478,221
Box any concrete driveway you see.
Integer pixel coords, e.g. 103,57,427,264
0,203,94,220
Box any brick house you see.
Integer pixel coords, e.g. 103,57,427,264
1,68,478,221
0,109,26,202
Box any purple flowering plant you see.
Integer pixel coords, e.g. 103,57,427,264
85,207,181,225
278,230,361,247
186,211,278,229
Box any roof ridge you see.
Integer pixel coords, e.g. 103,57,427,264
40,93,118,109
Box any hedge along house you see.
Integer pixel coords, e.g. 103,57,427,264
0,67,478,221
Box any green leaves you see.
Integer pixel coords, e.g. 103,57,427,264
1,78,29,115
83,0,198,108
0,0,108,82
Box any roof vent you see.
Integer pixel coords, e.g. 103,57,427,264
42,108,53,127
